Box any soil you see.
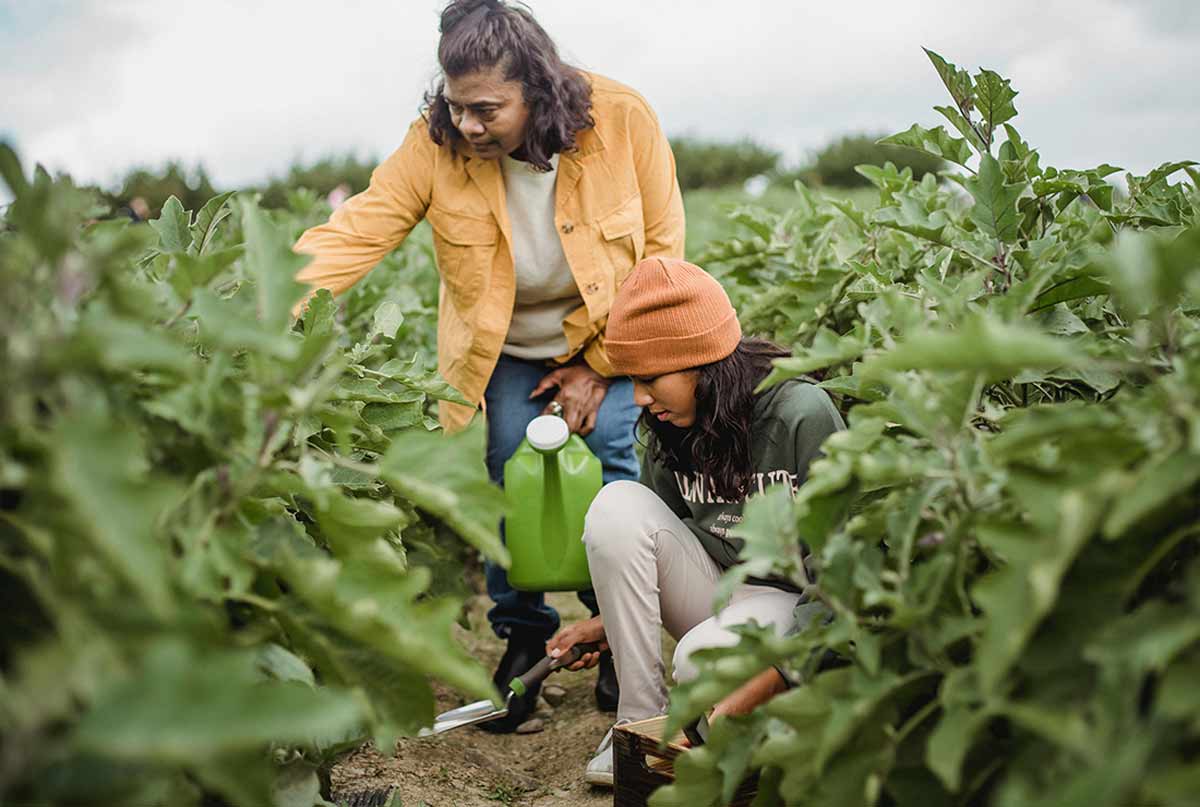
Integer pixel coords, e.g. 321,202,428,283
330,591,673,807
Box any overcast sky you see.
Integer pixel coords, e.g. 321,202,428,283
1,0,1197,191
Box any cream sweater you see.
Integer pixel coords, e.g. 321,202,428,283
500,153,583,360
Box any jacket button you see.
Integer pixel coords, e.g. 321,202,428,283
585,281,600,295
561,222,574,234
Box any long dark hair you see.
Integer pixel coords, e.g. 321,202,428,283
643,338,792,502
423,0,594,172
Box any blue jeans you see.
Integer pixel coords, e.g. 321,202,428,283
484,353,641,641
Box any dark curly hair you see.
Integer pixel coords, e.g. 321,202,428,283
423,0,594,172
642,338,792,502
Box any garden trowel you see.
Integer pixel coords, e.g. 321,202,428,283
422,641,602,735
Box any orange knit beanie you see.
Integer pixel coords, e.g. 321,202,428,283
605,257,742,376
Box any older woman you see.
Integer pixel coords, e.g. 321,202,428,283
292,0,685,732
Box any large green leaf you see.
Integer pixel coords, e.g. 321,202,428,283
79,306,196,376
924,48,974,111
860,314,1084,381
759,328,867,388
74,640,362,761
149,195,191,254
190,288,300,360
967,153,1027,243
972,69,1018,135
378,422,508,564
51,409,181,615
971,491,1101,692
278,554,496,726
934,104,986,153
1028,273,1109,313
1103,451,1200,538
188,191,236,256
238,197,307,332
927,704,993,791
881,124,973,169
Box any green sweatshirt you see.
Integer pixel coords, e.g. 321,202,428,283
640,379,847,578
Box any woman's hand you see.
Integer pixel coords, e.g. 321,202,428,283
529,363,612,436
546,616,608,671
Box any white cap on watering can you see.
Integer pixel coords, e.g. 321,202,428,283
526,414,569,453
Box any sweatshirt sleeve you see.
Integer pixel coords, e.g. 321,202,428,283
291,119,435,314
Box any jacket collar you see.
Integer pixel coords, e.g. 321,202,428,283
458,126,606,229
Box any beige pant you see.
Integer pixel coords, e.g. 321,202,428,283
583,480,802,723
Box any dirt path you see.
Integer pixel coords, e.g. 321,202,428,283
331,592,664,806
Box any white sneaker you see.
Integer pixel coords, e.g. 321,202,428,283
584,722,626,787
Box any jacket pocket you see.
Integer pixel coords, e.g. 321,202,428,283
597,196,646,291
428,206,498,312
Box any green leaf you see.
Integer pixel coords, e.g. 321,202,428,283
376,357,471,406
378,422,508,564
1158,657,1200,725
934,105,986,153
238,197,307,332
1028,274,1109,313
278,556,497,736
926,704,992,792
1085,600,1200,675
759,328,866,387
718,486,809,605
967,154,1027,243
1138,159,1198,192
972,69,1018,135
0,141,29,197
924,48,974,111
188,191,235,256
880,124,973,169
257,643,316,686
1103,451,1200,538
860,314,1084,382
79,307,196,376
293,287,338,374
872,191,954,243
170,246,243,299
1033,304,1089,336
369,301,405,341
971,491,1101,692
74,640,362,762
190,288,300,360
361,401,424,432
51,408,181,615
1103,224,1200,315
149,195,192,254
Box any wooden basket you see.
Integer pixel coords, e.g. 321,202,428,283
612,716,757,807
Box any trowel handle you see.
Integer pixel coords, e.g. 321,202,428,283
508,641,604,697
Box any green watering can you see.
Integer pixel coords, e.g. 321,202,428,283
503,413,603,591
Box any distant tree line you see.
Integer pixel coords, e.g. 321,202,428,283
90,133,945,218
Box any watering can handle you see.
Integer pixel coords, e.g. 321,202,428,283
507,641,603,697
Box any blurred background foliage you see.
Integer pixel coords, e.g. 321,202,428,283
85,130,942,223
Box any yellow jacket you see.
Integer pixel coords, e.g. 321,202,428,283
293,73,685,431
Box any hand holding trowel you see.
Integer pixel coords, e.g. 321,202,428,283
422,641,603,735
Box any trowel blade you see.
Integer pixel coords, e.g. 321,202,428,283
421,695,510,736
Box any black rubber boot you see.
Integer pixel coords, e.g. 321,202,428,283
478,631,547,734
594,649,619,713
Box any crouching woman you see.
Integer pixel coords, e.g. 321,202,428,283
547,257,845,785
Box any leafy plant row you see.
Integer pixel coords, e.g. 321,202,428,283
657,50,1200,807
0,148,507,806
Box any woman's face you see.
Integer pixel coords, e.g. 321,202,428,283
631,370,701,428
443,65,530,160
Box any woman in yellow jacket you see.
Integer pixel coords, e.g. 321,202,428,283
292,0,685,732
